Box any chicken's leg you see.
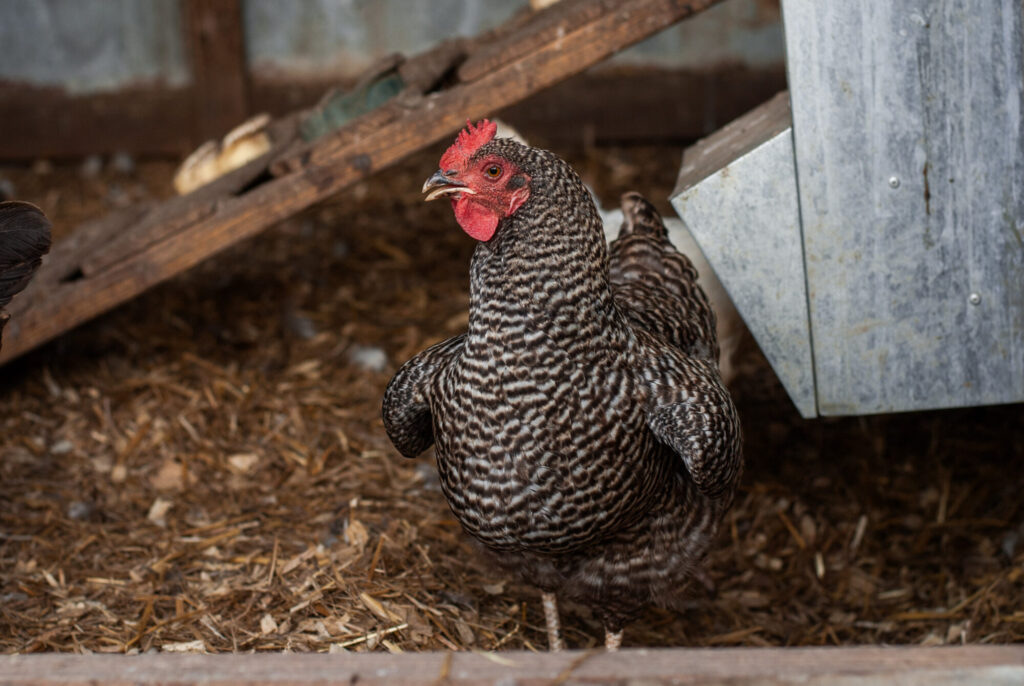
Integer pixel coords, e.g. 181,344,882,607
604,628,623,652
541,592,564,651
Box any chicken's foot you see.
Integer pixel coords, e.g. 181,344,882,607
541,591,564,651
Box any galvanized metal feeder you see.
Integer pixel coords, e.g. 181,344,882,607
672,0,1024,417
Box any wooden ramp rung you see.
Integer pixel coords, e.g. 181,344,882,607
0,0,725,366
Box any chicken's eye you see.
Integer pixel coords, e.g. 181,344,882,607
485,165,503,179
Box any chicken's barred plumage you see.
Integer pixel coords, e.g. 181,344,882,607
383,134,742,636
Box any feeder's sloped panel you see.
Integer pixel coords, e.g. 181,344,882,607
671,93,817,418
782,0,1024,415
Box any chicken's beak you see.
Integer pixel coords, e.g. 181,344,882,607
422,170,476,202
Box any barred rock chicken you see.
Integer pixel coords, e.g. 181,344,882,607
382,121,742,651
0,202,51,351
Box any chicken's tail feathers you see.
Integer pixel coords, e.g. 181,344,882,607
0,201,52,309
617,192,667,240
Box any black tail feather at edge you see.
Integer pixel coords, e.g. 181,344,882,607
0,201,52,349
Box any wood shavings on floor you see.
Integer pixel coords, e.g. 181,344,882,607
1,147,1022,654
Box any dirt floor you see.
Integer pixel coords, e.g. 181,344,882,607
1,145,1022,654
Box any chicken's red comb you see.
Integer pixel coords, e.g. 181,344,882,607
439,119,498,170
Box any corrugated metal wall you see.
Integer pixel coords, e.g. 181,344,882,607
0,0,783,91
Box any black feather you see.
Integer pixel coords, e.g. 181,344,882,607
0,201,52,347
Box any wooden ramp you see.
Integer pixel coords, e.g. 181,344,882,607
0,0,721,366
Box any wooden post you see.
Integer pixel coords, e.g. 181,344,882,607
183,0,250,142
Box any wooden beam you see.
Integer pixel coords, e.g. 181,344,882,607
0,82,194,159
183,0,249,142
0,0,725,365
501,64,788,145
0,646,1022,685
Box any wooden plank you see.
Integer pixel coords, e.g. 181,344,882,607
0,646,1022,685
500,64,788,145
31,205,153,287
183,0,249,142
0,83,194,159
0,0,724,365
79,149,281,277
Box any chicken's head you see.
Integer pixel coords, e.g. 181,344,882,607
422,119,531,241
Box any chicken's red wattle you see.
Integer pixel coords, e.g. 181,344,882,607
453,196,498,241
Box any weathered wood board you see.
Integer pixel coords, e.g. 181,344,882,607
1,646,1022,685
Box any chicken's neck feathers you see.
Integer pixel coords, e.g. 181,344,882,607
466,189,624,358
